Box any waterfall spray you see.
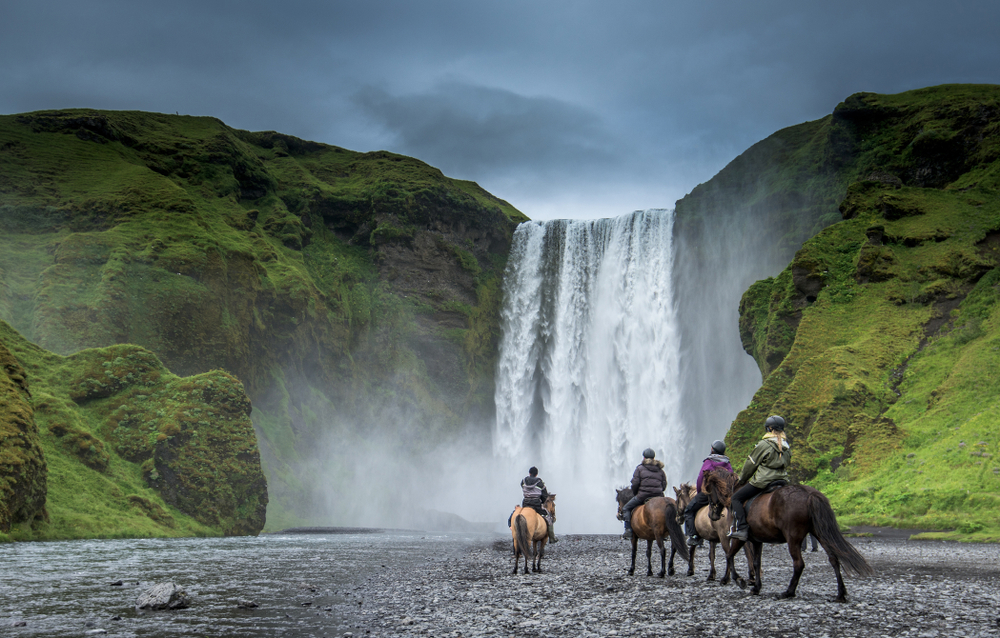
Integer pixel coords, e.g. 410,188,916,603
494,209,686,532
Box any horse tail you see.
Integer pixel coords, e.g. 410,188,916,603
514,514,533,560
808,491,874,577
663,501,691,564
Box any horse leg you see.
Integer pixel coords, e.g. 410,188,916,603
645,539,654,577
778,539,805,599
657,537,666,578
827,546,849,603
751,541,764,596
628,537,638,576
707,541,717,581
721,537,746,588
536,538,547,573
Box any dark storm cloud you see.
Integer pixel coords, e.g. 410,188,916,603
353,83,618,178
2,0,999,218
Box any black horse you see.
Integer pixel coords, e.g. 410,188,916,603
704,469,873,602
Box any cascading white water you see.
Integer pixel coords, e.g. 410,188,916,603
494,209,688,532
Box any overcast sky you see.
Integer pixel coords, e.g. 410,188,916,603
3,1,998,220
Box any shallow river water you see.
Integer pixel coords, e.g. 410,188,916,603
0,530,479,637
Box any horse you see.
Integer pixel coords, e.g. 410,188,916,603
615,487,690,578
510,494,556,574
673,481,754,581
704,470,873,602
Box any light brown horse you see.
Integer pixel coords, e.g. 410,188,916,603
510,494,556,574
615,488,690,578
673,482,753,581
704,471,873,602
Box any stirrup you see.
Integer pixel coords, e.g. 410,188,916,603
727,527,748,541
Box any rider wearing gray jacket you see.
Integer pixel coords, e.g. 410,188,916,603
519,466,557,543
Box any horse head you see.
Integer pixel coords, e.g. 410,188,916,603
615,487,632,521
673,483,695,524
704,469,736,521
545,494,557,522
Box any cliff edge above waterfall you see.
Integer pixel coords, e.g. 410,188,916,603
729,84,1000,541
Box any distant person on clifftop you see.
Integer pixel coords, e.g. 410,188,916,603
621,448,667,540
515,467,558,543
683,440,733,547
728,415,791,541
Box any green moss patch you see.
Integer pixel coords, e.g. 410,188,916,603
730,85,1000,540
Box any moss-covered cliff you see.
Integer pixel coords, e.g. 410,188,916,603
730,85,1000,540
0,337,47,533
0,319,266,540
0,109,524,530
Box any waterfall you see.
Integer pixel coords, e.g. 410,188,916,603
494,209,687,532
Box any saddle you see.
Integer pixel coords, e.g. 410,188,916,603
744,480,787,514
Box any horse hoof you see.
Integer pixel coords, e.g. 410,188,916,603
707,575,716,582
668,568,675,576
776,592,795,600
658,572,665,579
736,578,747,590
627,570,635,576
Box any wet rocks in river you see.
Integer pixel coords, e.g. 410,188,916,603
135,582,190,611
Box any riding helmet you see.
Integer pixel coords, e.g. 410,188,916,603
711,440,726,454
765,415,786,431
642,448,656,459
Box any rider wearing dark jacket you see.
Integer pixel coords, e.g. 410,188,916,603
728,415,791,541
684,440,733,546
622,448,667,539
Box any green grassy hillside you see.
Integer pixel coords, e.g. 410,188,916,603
0,319,266,541
0,109,525,531
730,85,1000,541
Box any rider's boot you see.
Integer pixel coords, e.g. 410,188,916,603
547,522,558,544
727,518,749,541
684,515,702,547
622,520,633,540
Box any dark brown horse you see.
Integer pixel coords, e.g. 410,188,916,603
615,487,690,578
673,481,754,581
510,494,556,574
704,470,873,602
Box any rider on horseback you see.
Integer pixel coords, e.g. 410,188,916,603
684,440,733,547
727,415,791,541
521,467,558,544
621,448,667,540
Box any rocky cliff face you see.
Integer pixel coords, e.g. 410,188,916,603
728,85,1000,539
0,109,525,531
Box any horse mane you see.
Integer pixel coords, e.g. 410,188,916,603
704,468,737,500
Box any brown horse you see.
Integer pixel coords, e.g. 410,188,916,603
615,488,690,578
673,481,753,581
704,471,873,602
510,494,556,574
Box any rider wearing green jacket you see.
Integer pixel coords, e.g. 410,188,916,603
727,415,790,541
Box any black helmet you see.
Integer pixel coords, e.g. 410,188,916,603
642,448,656,459
765,415,786,431
711,440,726,454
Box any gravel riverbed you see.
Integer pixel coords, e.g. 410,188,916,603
336,534,1000,638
